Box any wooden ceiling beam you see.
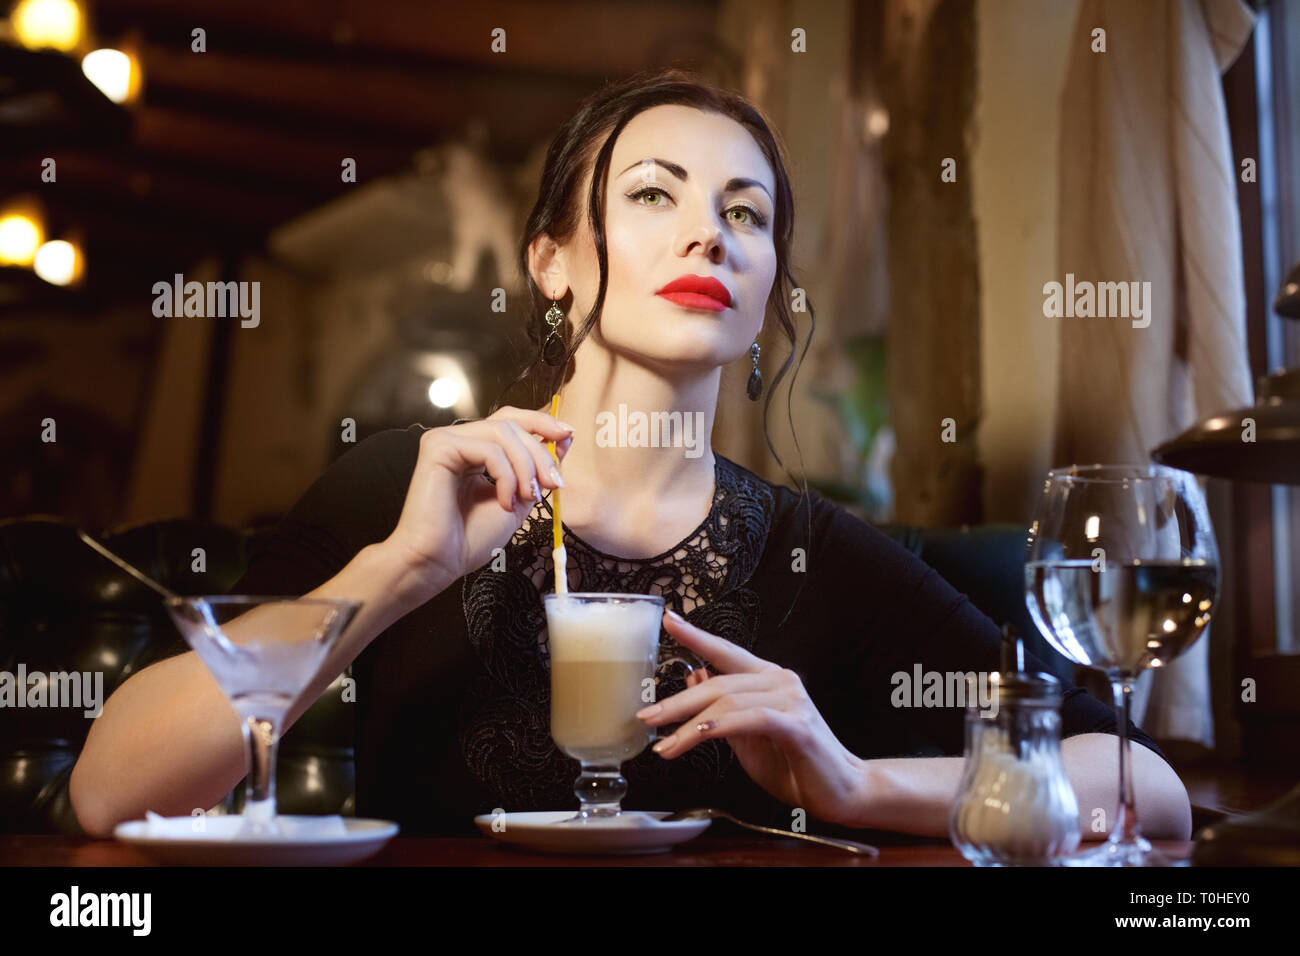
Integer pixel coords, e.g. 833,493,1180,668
0,153,305,237
128,41,597,156
93,0,720,79
131,105,416,190
2,140,335,206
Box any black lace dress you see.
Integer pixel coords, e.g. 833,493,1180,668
227,424,1164,837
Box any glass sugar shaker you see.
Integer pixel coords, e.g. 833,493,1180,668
949,632,1081,866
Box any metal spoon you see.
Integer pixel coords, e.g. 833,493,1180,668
75,532,245,656
77,530,179,601
661,807,880,857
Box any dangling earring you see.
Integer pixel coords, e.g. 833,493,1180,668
746,341,763,401
542,293,566,367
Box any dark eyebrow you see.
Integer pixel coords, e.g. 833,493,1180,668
617,158,772,200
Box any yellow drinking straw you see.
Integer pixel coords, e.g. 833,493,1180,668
547,392,568,595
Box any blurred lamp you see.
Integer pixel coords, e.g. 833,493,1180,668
10,0,84,53
865,105,890,140
0,199,45,266
410,351,476,420
1153,260,1300,484
81,47,139,104
428,377,460,409
33,237,82,285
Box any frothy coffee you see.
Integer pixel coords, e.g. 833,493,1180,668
547,598,661,764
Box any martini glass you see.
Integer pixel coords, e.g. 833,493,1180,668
164,595,360,837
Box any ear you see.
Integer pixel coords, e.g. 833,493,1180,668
527,233,569,299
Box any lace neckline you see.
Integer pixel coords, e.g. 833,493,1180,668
538,454,720,564
504,449,773,619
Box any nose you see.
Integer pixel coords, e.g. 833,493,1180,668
678,217,726,262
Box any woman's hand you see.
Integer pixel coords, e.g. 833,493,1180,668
637,610,866,829
382,406,574,601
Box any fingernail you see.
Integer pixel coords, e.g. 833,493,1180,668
549,466,565,488
637,703,662,718
665,608,683,622
652,738,671,753
530,476,543,504
558,421,575,434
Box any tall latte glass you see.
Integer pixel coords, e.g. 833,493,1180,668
544,592,695,821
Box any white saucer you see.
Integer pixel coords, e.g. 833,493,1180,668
473,810,711,855
113,816,399,866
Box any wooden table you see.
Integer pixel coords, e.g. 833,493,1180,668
0,833,1195,866
1179,762,1297,818
2,761,1271,868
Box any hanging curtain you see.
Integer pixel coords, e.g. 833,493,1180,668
1053,0,1257,745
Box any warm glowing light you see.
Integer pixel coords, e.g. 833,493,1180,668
1162,618,1176,633
11,0,83,52
1084,514,1100,541
865,106,890,139
33,239,82,285
423,260,452,284
428,377,460,408
81,48,137,104
413,352,474,414
0,213,44,265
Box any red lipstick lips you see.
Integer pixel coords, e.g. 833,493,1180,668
655,274,732,312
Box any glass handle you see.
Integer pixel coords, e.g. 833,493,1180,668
655,654,697,685
650,655,699,742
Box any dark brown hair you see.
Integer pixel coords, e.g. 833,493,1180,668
494,68,816,624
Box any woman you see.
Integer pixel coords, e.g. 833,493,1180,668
71,69,1191,842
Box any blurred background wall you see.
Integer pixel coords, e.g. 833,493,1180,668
973,0,1078,524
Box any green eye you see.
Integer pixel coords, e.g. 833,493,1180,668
727,205,767,227
630,186,668,206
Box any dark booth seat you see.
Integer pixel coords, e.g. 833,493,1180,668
0,515,1065,835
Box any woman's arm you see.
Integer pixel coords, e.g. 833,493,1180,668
842,733,1192,840
796,503,1190,841
71,410,573,838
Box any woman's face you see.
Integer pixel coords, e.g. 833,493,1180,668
545,104,779,372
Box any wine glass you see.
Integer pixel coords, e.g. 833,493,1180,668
543,592,698,822
164,595,360,837
1025,463,1218,867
